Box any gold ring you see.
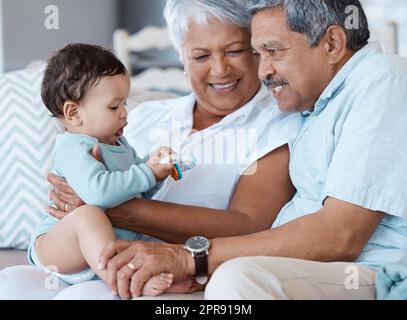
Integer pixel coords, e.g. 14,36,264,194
127,262,136,271
64,203,69,212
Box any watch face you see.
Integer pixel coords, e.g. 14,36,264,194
186,236,210,252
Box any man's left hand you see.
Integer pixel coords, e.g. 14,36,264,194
98,240,194,299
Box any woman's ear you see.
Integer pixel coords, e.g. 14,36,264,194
63,101,82,126
322,26,348,65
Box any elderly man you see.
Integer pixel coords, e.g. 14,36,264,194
85,0,407,300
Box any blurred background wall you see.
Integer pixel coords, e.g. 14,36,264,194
0,0,405,74
119,0,166,33
1,0,120,72
361,0,407,57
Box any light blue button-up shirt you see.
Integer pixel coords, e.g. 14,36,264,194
272,43,407,271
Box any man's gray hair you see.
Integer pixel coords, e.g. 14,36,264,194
247,0,370,51
164,0,251,54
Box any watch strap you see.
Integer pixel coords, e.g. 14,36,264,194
194,250,208,278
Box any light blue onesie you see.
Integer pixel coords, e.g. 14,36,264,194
27,132,161,284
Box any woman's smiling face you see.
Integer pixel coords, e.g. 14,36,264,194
182,18,261,117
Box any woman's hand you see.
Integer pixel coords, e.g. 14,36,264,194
98,240,194,300
47,144,102,219
47,173,85,219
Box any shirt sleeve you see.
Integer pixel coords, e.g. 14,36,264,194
120,136,163,199
120,136,150,164
240,111,304,175
54,136,156,209
324,72,407,219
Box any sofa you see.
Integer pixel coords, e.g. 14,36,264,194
0,65,179,274
0,250,27,269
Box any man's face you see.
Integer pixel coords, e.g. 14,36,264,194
251,7,332,112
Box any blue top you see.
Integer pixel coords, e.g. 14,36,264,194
273,43,407,271
32,133,158,238
375,256,407,299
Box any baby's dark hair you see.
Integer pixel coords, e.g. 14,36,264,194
41,43,127,117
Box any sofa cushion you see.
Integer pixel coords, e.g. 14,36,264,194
0,66,64,249
0,249,28,269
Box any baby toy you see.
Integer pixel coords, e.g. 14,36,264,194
159,153,197,181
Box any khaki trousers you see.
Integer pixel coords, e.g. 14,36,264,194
205,256,376,300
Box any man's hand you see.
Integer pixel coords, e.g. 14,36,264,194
98,240,194,300
147,147,174,181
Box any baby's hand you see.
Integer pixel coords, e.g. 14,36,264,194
147,147,174,181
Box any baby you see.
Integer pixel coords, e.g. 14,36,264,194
28,43,199,297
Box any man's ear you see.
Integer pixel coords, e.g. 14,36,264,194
322,26,348,65
63,101,82,126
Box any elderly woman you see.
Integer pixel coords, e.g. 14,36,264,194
0,0,302,300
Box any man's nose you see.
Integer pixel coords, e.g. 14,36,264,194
258,56,276,82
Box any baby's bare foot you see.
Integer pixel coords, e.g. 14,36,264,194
142,273,174,296
165,279,205,294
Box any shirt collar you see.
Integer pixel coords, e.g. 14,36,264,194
302,42,383,117
171,93,196,122
215,84,268,127
171,84,268,128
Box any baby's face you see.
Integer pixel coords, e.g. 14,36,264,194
79,74,130,145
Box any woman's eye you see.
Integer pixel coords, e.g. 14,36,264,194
227,49,245,56
268,49,277,56
193,55,209,61
109,106,119,111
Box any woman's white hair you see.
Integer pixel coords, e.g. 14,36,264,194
164,0,251,55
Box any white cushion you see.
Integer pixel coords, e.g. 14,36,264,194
0,66,64,249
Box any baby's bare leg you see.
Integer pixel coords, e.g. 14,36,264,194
35,205,115,280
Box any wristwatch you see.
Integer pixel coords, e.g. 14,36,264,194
184,236,210,285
